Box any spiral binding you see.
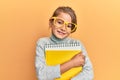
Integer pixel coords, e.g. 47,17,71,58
45,43,81,48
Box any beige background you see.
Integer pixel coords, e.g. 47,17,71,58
0,0,120,80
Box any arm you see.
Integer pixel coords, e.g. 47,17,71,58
35,39,61,80
60,52,85,74
71,42,94,80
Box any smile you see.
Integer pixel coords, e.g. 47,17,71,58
57,30,66,35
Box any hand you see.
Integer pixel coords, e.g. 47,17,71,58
70,52,85,67
60,52,85,74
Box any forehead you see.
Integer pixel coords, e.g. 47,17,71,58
56,12,72,22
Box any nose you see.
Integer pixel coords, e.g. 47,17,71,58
60,24,67,31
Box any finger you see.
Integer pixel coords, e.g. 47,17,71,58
79,53,84,57
81,61,85,66
82,55,85,59
79,51,83,54
81,63,85,67
79,52,83,56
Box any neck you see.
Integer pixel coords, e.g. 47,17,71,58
50,33,68,43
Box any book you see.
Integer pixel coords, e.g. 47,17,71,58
45,43,82,80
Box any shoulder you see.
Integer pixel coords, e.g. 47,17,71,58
68,37,86,48
36,37,50,45
68,37,83,44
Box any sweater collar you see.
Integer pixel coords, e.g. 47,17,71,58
50,33,69,44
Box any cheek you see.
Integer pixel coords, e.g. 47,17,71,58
66,31,71,35
51,26,58,34
66,33,71,36
51,26,56,31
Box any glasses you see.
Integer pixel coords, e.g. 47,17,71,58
50,17,77,32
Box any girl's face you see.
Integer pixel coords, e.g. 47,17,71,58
50,12,72,39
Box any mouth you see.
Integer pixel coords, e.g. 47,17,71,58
57,30,66,35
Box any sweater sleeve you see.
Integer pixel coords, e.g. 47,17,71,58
35,39,61,80
71,41,94,80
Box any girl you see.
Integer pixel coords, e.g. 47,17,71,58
35,6,94,80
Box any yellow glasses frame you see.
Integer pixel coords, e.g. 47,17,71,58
50,17,77,33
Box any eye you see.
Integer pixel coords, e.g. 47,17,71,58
56,19,64,25
67,23,72,28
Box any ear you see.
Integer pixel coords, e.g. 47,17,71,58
49,19,53,27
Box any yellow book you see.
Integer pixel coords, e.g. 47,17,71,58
45,43,82,80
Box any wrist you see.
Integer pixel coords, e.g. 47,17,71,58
69,59,75,68
60,60,74,74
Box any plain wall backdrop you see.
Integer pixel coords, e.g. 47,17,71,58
0,0,120,80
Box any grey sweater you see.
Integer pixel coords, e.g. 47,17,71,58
35,34,94,80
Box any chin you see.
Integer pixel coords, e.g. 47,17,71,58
53,29,69,39
57,37,65,39
55,34,68,39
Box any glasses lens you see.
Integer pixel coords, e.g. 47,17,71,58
67,23,76,31
52,17,76,32
54,18,64,27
